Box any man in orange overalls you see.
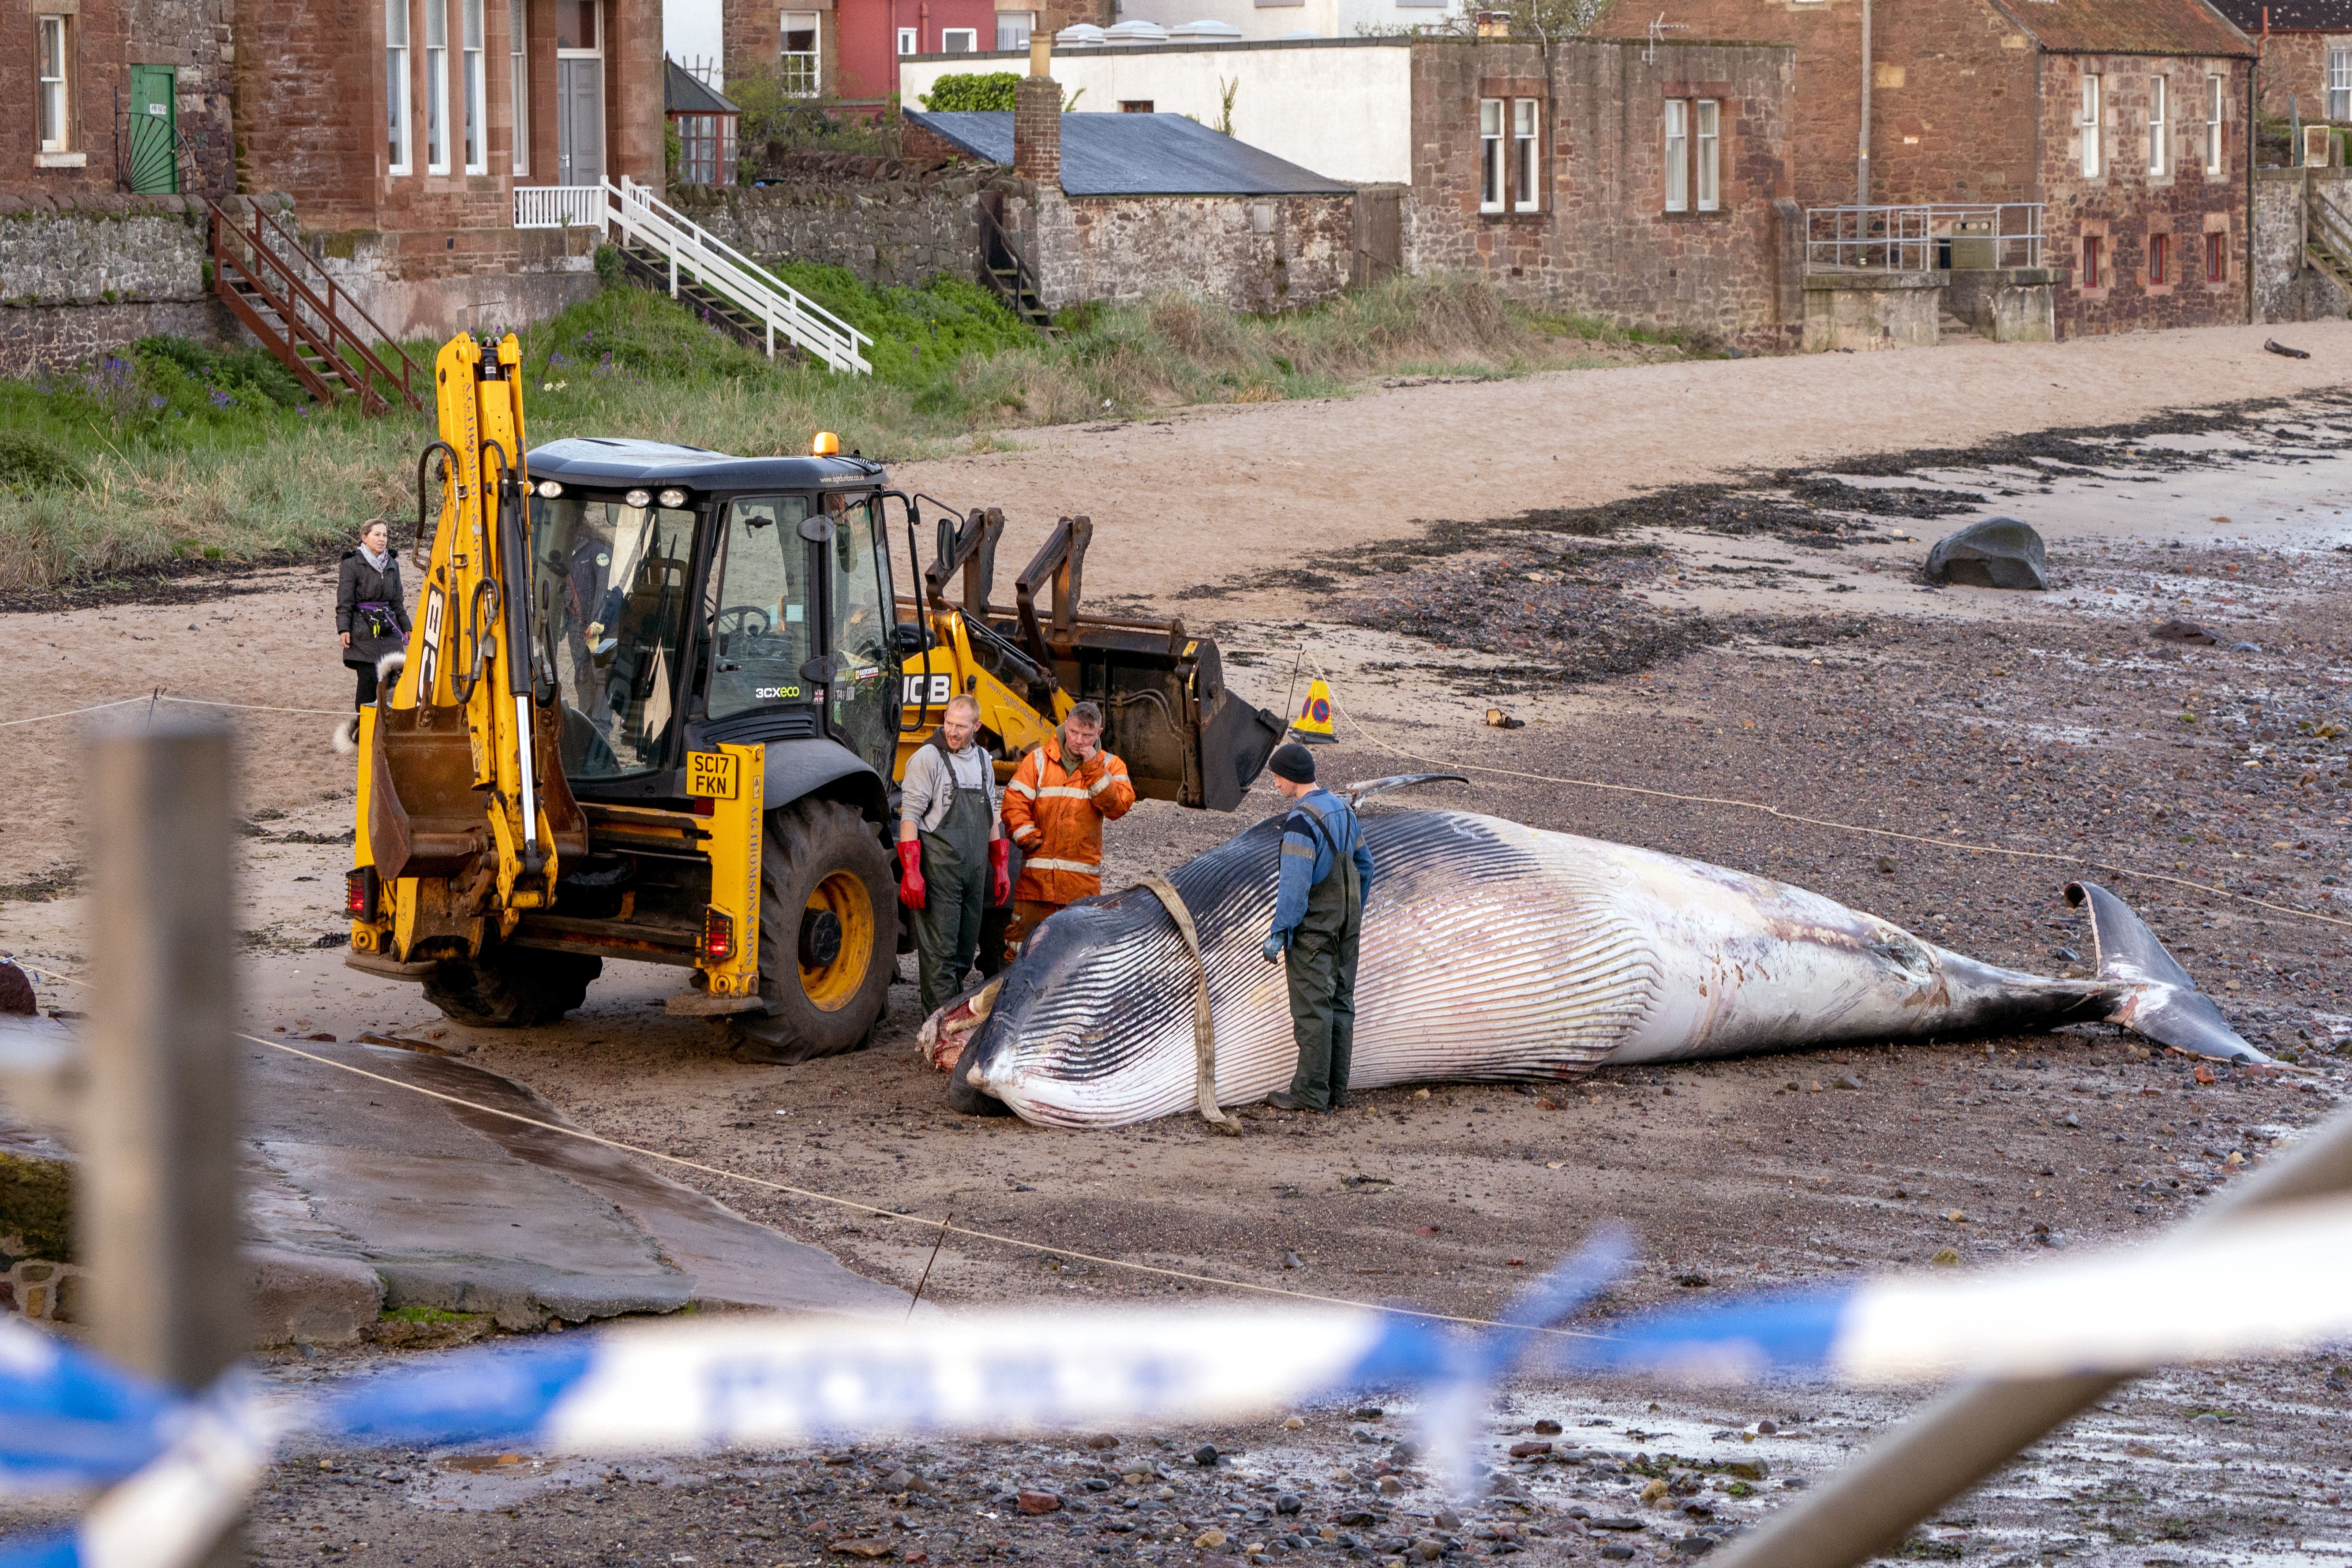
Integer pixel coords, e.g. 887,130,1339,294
1000,700,1136,964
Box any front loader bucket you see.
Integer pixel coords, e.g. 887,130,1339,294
1066,623,1282,809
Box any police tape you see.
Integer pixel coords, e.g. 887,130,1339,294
0,1249,1614,1568
1554,1196,2352,1385
11,1208,2352,1568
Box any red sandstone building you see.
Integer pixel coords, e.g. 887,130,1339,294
2207,0,2352,122
1594,0,2258,337
7,0,667,336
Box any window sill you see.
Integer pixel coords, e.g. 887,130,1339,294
1659,207,1733,220
34,150,88,168
1479,209,1546,221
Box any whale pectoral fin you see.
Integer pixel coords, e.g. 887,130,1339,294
2066,881,2270,1064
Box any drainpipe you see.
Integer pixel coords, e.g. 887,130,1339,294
2248,61,2260,325
1856,0,1873,209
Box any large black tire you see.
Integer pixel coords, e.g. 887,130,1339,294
423,948,602,1027
734,798,897,1064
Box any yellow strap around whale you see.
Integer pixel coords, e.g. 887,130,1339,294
1130,871,1243,1136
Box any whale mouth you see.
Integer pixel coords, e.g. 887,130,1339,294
918,976,1003,1072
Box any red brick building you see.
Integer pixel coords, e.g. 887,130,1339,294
1593,0,2258,337
723,0,1004,108
2207,0,2352,122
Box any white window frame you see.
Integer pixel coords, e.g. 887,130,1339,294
1695,97,1719,210
37,15,70,153
1511,98,1539,211
425,0,450,173
996,12,1035,51
2079,74,2100,178
783,11,821,96
462,0,486,174
509,0,528,174
387,0,413,175
898,26,918,54
1664,98,1689,212
2149,74,2166,176
940,26,978,51
2331,47,2351,120
2206,73,2224,173
1478,97,1505,213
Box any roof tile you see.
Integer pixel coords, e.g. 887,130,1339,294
1993,0,2254,56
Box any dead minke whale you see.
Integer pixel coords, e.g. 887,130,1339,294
921,805,2270,1128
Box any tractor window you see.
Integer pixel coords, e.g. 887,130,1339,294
532,496,696,778
825,491,895,776
708,495,814,722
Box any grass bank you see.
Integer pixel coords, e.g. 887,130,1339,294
0,272,1681,594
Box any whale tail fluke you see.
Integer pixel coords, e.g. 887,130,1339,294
2067,881,2270,1065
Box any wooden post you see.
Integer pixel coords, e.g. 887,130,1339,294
1714,1097,2352,1568
80,715,245,1561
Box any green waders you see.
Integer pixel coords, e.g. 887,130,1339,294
1285,847,1362,1112
915,753,992,1017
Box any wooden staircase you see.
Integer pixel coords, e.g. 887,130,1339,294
607,240,780,358
978,201,1055,334
2307,187,2352,301
206,200,422,415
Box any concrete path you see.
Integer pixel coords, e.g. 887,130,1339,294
241,1038,910,1340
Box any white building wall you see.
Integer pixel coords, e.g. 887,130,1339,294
664,0,729,87
900,39,1415,185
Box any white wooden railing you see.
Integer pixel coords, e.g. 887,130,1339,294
511,178,873,375
513,184,606,230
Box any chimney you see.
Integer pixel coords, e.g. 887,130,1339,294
1013,47,1061,187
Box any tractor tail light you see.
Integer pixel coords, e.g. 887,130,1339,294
703,908,736,962
346,867,379,921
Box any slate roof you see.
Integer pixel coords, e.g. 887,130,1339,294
665,59,741,116
902,110,1352,195
1990,0,2254,56
2202,0,2352,31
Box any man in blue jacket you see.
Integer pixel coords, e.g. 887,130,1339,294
1259,744,1374,1113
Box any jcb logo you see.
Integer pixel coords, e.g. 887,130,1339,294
902,674,954,706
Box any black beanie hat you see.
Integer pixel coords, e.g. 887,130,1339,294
1268,743,1316,784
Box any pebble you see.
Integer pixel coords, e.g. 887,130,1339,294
1195,1445,1221,1468
1016,1489,1062,1515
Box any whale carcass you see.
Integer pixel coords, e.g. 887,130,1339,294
921,808,2266,1128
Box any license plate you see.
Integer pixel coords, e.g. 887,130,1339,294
687,750,739,800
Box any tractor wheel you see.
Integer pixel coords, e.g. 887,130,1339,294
734,798,896,1064
423,947,602,1027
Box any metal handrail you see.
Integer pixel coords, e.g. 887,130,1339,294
211,200,423,411
1806,202,2044,273
606,177,873,372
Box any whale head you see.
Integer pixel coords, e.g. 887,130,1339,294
952,889,1204,1126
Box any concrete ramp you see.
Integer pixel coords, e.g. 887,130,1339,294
245,1040,910,1333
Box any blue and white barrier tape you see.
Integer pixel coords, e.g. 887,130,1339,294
1560,1197,2352,1384
0,1319,180,1494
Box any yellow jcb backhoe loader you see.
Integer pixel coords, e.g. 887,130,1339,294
345,333,1284,1062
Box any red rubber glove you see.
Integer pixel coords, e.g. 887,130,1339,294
989,838,1012,906
896,839,926,910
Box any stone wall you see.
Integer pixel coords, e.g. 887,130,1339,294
0,194,242,373
1016,188,1355,312
2038,53,2251,337
677,168,994,288
2255,165,2352,321
1401,36,1799,352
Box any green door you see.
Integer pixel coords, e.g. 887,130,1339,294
127,65,177,194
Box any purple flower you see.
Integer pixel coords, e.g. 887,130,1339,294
210,389,235,408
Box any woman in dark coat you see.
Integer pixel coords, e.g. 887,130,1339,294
337,519,411,712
